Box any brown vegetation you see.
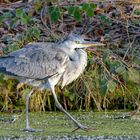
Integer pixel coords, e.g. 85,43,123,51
0,0,139,113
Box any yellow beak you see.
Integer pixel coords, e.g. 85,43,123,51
80,42,105,48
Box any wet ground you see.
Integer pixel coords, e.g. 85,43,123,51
0,111,140,139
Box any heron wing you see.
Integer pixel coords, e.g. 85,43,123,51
0,42,68,79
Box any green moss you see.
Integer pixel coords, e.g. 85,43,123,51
0,111,140,138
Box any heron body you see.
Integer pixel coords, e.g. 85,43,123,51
0,41,87,89
0,34,104,132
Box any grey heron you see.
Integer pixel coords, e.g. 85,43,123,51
0,33,104,132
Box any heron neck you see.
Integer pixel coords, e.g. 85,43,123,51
61,48,87,88
74,49,87,63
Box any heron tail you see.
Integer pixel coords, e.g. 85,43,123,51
0,56,15,75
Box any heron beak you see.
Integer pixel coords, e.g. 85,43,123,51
81,42,105,47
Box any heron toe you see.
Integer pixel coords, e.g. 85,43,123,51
22,128,44,132
72,124,92,132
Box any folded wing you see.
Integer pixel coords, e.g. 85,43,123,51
0,43,68,80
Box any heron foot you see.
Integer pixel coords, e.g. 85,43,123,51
22,127,44,132
72,124,92,132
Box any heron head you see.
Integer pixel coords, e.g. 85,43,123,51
63,33,105,50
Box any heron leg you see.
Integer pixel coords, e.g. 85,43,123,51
22,89,36,132
22,89,44,132
23,89,40,132
25,89,33,130
51,86,90,132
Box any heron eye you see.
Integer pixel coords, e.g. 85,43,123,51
75,41,80,44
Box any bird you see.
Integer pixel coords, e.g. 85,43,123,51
0,33,104,132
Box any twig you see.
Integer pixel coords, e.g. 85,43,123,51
40,6,58,41
102,13,140,30
123,28,136,61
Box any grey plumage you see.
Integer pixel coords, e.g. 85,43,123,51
0,43,67,80
0,33,104,132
